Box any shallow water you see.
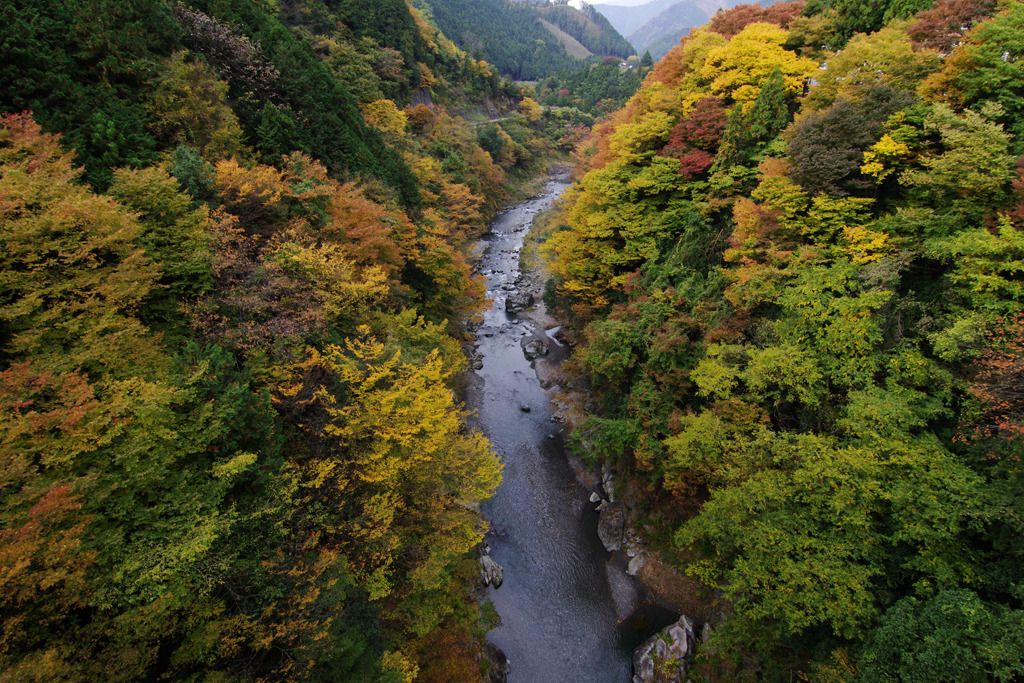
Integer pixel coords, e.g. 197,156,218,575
470,173,675,682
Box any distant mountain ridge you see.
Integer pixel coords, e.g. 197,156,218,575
590,0,682,37
595,0,780,59
628,1,711,58
416,0,632,80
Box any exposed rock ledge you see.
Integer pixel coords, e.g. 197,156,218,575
633,614,701,683
480,552,504,588
482,641,511,682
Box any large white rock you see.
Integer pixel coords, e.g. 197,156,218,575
627,553,647,576
480,554,504,588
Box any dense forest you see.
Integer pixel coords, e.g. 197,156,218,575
0,0,584,679
545,0,1024,679
536,55,653,116
4,0,1024,679
534,2,636,59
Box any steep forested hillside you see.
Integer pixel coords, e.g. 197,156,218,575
413,0,632,79
537,57,652,115
546,0,1024,678
0,0,569,679
537,2,635,58
0,0,421,199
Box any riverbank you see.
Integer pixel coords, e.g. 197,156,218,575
513,177,716,623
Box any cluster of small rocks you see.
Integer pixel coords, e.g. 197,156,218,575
586,458,714,682
632,615,709,683
590,463,649,575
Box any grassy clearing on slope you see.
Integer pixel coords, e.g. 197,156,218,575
539,18,593,60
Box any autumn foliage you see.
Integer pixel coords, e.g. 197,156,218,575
0,18,532,673
0,105,508,680
0,0,573,676
545,1,1024,679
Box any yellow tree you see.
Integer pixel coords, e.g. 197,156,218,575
305,328,501,600
546,153,684,316
518,96,543,123
674,29,730,111
0,113,163,378
147,52,250,161
698,23,817,104
805,23,941,111
362,99,409,138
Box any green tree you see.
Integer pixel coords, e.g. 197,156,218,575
745,67,789,149
168,143,215,203
860,591,1024,682
709,67,790,175
919,2,1024,151
254,102,300,166
883,0,936,21
803,0,893,43
901,103,1014,221
107,166,214,341
678,437,981,658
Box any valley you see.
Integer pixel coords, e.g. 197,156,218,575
2,0,1023,681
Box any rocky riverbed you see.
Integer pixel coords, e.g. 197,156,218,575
467,170,683,682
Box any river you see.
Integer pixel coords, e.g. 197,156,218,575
468,171,676,682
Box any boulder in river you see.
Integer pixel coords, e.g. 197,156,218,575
523,339,549,361
627,553,647,576
597,502,625,552
504,291,535,314
483,641,511,682
480,554,504,588
632,614,697,683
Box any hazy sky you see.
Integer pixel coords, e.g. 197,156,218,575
572,0,657,6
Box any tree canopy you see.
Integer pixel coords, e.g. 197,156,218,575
0,0,568,677
545,1,1024,678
